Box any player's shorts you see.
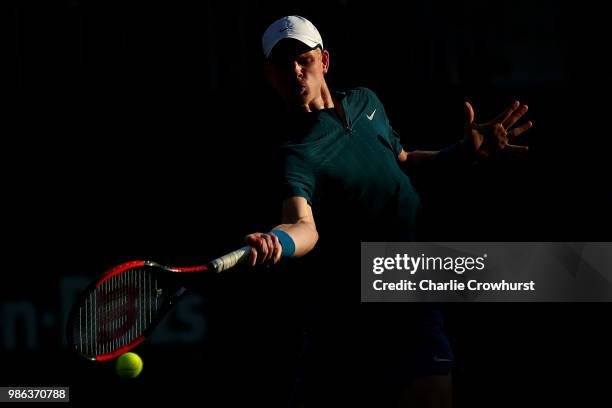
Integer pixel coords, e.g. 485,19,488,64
291,304,453,407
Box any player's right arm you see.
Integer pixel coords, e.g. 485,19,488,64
245,196,318,267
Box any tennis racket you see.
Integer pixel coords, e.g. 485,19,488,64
66,246,250,361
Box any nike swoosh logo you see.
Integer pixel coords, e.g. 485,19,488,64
433,355,453,362
279,27,290,32
366,109,376,120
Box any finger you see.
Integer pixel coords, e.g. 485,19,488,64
492,100,520,125
503,104,528,129
508,120,533,139
245,234,262,267
257,237,269,264
262,234,275,263
270,233,282,264
493,123,509,150
248,247,258,267
464,101,475,127
506,144,529,153
245,233,262,245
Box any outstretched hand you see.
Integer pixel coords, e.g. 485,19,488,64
463,100,533,159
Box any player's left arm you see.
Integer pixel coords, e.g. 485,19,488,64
398,100,533,166
398,149,438,165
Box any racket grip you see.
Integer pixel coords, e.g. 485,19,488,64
209,246,250,273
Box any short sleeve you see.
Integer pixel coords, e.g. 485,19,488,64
388,127,404,157
281,148,316,206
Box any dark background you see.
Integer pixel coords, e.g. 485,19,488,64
2,0,611,406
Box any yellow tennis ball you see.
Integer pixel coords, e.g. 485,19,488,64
115,352,143,379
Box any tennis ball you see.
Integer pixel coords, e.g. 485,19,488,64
115,352,143,379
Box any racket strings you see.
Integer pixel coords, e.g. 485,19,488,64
74,267,162,359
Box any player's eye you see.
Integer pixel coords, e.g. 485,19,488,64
297,56,314,66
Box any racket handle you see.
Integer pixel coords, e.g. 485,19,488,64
209,246,250,273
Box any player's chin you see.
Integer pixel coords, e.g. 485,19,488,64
287,84,308,98
286,91,311,108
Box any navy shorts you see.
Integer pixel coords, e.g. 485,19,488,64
292,304,453,407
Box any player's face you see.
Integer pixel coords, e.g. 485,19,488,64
267,47,329,107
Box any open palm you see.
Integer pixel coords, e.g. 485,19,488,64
464,101,533,158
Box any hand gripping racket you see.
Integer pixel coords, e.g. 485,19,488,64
66,246,250,361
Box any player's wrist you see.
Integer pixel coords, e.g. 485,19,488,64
269,229,295,257
437,139,477,166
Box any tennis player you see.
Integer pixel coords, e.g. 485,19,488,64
244,15,533,407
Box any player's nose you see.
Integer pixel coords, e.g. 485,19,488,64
292,61,303,78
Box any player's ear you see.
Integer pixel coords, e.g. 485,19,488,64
321,49,330,74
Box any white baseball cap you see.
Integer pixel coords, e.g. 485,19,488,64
262,15,324,59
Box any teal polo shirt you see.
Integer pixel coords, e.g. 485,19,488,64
280,87,421,242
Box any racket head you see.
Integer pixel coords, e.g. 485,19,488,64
66,260,206,361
